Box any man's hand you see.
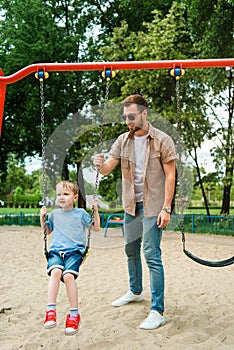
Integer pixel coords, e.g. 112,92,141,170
157,210,170,228
93,153,104,169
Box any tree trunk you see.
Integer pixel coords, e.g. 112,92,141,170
220,71,233,215
220,184,231,214
193,148,211,216
62,159,69,180
77,162,86,209
220,163,233,214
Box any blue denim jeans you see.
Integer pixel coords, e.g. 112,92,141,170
124,201,164,313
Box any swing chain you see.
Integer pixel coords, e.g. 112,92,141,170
39,79,49,258
93,79,110,200
175,78,186,249
85,79,110,256
40,80,47,206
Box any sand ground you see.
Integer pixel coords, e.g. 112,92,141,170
0,226,233,350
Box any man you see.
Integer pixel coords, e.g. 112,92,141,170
94,94,176,330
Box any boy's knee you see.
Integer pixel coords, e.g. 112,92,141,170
51,267,63,279
63,272,75,283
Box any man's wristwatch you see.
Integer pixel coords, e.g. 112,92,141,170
162,207,171,213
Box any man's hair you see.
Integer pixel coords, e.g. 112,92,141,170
56,180,79,195
122,94,149,111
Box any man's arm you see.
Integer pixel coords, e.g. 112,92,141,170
162,159,176,208
157,159,176,228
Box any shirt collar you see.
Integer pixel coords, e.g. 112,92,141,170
127,122,153,140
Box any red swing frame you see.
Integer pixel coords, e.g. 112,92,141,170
0,58,234,135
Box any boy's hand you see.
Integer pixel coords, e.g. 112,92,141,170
40,205,47,217
92,198,99,211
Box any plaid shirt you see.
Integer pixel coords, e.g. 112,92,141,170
109,122,177,216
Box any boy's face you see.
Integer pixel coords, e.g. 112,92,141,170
56,184,78,210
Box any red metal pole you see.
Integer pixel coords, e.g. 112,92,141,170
0,58,233,135
0,69,6,136
0,58,233,85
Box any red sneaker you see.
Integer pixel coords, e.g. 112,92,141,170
44,310,56,328
65,314,81,335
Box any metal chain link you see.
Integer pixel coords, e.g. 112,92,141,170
40,80,47,206
176,79,186,249
39,79,48,258
86,80,110,253
93,79,110,200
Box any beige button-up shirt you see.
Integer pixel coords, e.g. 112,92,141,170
109,123,177,216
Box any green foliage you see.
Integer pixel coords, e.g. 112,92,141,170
0,0,233,213
0,0,106,182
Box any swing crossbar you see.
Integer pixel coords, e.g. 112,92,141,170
0,58,233,135
0,59,234,85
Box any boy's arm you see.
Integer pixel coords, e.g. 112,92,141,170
40,206,52,235
91,199,100,232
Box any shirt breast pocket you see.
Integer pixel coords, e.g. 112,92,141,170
148,152,161,170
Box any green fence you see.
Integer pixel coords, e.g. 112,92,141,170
0,212,40,226
168,214,234,235
0,212,233,236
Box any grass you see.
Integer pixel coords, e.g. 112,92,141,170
185,208,234,215
0,207,233,215
0,207,41,214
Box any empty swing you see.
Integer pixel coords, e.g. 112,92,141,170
171,67,234,268
36,68,114,262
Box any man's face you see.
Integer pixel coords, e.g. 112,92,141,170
122,104,145,133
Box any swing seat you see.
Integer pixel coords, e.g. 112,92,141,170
183,248,234,268
104,214,125,237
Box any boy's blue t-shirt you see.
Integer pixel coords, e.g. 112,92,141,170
46,208,91,255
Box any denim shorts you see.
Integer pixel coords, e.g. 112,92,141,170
47,250,83,279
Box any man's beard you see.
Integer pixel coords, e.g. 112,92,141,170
129,117,144,137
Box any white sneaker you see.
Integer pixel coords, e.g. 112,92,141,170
111,291,144,307
139,310,166,330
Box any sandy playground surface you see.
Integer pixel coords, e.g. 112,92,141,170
0,225,234,350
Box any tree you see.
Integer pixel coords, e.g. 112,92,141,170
2,156,29,193
209,77,234,214
0,0,104,201
98,1,234,213
98,3,213,208
1,0,233,213
0,0,174,175
184,0,234,214
0,0,177,192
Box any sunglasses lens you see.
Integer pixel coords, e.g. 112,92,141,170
122,114,135,121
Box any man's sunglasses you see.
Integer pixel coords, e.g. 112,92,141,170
122,111,141,121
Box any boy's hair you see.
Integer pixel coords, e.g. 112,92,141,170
56,180,79,195
122,94,149,111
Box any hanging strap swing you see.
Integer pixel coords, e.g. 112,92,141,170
36,68,114,262
171,66,234,268
35,70,50,260
82,68,115,263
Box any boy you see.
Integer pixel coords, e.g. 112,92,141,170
40,180,100,335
